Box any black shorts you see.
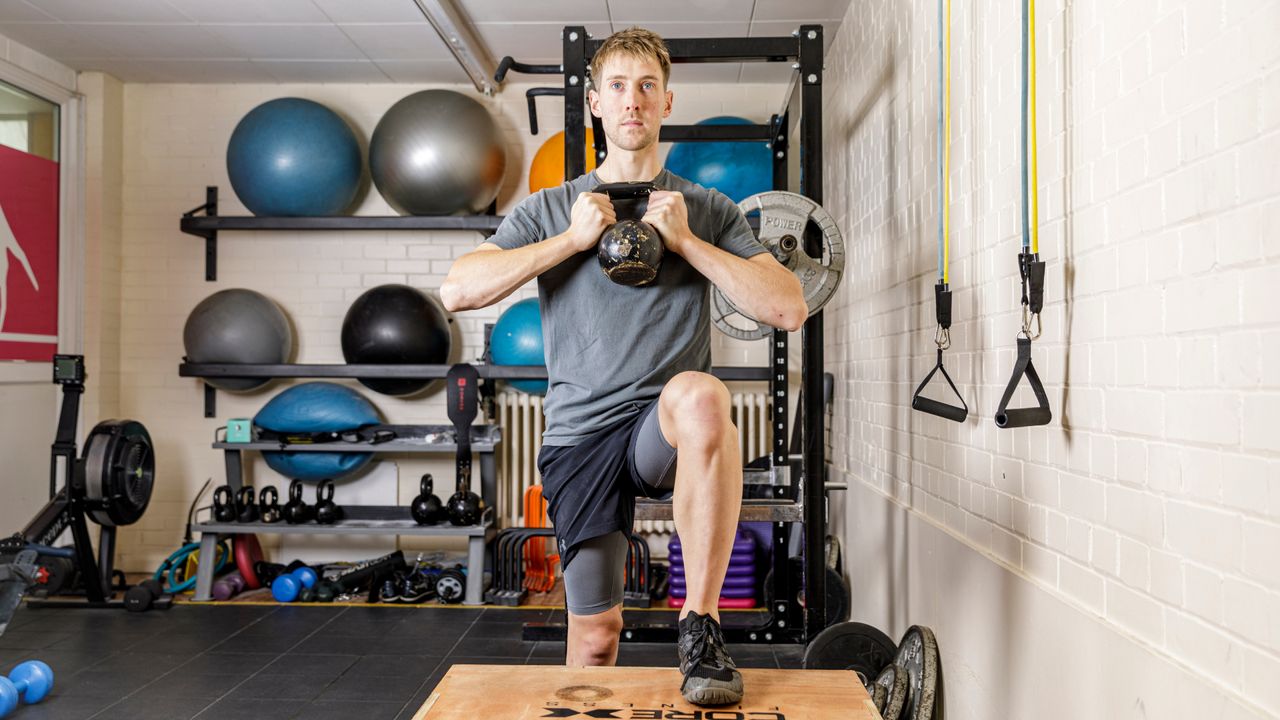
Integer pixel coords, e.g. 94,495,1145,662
536,399,677,604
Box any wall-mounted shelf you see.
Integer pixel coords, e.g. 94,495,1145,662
179,186,504,281
179,362,772,417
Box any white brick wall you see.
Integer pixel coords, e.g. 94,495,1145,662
823,0,1280,714
91,78,786,571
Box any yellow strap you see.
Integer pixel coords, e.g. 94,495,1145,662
944,0,952,283
1028,0,1039,255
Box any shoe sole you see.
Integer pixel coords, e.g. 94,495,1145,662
681,681,743,706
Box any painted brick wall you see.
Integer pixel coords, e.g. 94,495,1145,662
103,79,786,571
822,0,1279,714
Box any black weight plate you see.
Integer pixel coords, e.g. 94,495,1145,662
764,563,850,629
875,663,909,720
802,621,898,686
894,625,939,720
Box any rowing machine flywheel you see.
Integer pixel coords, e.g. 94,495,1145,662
82,420,155,527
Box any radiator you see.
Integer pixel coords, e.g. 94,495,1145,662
495,390,772,534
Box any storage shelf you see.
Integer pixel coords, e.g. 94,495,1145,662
192,505,492,538
180,362,770,382
179,214,505,235
216,423,500,453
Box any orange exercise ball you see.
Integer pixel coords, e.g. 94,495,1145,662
528,128,597,194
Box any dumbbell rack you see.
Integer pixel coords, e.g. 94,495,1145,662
188,424,499,605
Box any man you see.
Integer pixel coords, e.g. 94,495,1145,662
440,27,807,706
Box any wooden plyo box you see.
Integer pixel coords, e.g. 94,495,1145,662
411,665,881,720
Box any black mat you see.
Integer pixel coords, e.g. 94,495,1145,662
0,604,804,719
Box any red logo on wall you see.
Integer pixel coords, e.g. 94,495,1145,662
0,143,59,362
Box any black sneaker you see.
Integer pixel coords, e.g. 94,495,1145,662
379,576,401,603
677,612,744,706
399,573,436,604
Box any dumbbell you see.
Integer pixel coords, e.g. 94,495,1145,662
212,571,246,601
270,566,318,603
0,661,54,717
123,578,165,613
299,580,339,603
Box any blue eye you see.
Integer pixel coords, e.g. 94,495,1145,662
643,82,655,90
611,81,623,90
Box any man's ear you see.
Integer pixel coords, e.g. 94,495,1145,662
663,89,673,118
588,88,602,118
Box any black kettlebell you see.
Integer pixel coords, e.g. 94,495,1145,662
595,181,663,286
411,474,444,525
236,486,259,523
283,480,312,524
212,485,236,523
315,480,343,525
259,486,282,524
446,484,485,526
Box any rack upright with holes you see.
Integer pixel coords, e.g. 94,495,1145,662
501,25,834,647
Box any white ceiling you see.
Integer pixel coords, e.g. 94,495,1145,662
0,0,848,84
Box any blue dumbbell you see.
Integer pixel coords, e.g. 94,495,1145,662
0,661,54,717
271,566,318,603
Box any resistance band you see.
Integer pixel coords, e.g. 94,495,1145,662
995,0,1051,428
912,0,968,423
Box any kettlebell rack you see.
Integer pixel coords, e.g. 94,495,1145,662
501,25,832,646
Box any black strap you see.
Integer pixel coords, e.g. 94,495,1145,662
934,281,952,328
911,349,968,423
1019,252,1045,314
255,424,396,448
446,364,480,489
995,336,1052,428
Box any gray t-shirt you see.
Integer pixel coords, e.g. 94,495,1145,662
489,169,766,445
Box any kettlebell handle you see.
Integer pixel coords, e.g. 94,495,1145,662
236,486,256,506
213,486,232,508
592,181,657,200
260,486,279,506
420,473,434,497
289,480,305,503
317,480,335,502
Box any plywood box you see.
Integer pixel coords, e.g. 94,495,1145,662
412,665,880,719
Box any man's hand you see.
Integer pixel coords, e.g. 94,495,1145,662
567,192,616,251
642,190,693,254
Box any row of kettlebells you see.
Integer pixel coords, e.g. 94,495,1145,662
410,473,484,526
212,479,343,525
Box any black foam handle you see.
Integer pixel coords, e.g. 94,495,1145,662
995,407,1053,428
524,87,563,135
446,364,480,490
912,396,968,423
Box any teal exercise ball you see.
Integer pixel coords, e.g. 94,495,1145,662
663,116,772,203
490,298,546,394
254,382,381,482
226,97,362,217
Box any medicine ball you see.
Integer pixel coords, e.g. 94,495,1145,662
254,382,380,482
341,284,452,396
226,97,362,216
490,298,546,394
664,116,771,203
369,89,507,216
183,288,293,391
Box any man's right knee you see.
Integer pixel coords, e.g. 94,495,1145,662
569,607,623,664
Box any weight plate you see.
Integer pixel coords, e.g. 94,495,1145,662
870,678,888,715
712,191,846,340
875,663,909,720
765,563,850,629
84,419,155,527
894,625,940,720
802,621,898,686
235,534,265,590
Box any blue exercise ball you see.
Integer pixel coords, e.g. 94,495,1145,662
490,298,546,394
663,116,772,203
226,98,362,217
254,382,381,482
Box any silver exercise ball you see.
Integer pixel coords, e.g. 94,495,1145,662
183,288,293,392
369,89,508,216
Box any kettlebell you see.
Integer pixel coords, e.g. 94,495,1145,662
315,480,343,525
283,479,312,524
259,486,282,524
411,474,444,525
446,483,485,526
595,181,663,286
212,485,236,523
236,486,259,523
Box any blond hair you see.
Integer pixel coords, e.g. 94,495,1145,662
589,27,671,89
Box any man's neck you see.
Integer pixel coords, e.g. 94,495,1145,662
594,145,664,184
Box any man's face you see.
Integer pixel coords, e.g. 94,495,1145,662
589,53,673,152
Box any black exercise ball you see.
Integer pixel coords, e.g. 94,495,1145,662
183,288,293,391
341,284,451,396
